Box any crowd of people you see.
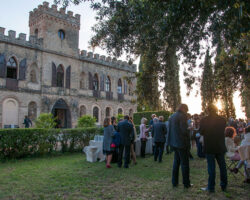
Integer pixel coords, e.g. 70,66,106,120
102,104,250,193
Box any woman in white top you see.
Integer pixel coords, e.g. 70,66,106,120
139,117,149,158
225,126,239,159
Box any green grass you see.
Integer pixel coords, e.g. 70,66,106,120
0,152,249,200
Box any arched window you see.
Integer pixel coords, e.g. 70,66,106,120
93,74,99,90
79,72,85,89
106,107,111,117
34,29,38,37
28,101,37,121
93,106,99,122
57,65,64,87
58,29,65,40
30,69,37,83
79,105,86,117
6,57,17,79
117,79,122,94
105,76,111,92
129,109,133,117
118,108,123,115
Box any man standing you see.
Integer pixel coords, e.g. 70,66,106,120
152,116,167,162
117,115,134,168
149,114,156,129
200,104,227,193
23,116,32,128
167,104,191,188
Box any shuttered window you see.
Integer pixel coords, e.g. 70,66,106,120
0,54,6,78
66,66,71,89
19,58,27,80
51,62,57,87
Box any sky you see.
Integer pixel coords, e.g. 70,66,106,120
0,0,246,118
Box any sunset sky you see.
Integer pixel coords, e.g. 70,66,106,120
0,0,245,118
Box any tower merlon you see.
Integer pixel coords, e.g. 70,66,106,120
87,52,93,58
8,30,16,39
0,27,5,35
94,53,99,59
81,50,87,56
18,33,26,41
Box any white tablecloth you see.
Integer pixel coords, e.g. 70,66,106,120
135,137,153,156
89,140,105,162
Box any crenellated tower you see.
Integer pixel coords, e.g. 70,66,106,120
29,1,80,55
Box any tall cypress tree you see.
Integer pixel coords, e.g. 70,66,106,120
162,46,181,112
200,49,216,112
136,50,160,111
214,43,236,119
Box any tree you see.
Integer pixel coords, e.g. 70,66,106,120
35,113,56,129
162,46,181,112
77,115,96,128
200,49,216,112
136,49,160,111
57,0,249,116
214,44,237,119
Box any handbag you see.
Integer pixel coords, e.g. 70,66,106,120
110,143,116,148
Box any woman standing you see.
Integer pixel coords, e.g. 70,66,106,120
139,117,149,158
129,117,137,164
103,118,115,168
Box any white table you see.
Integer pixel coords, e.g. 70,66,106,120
89,140,106,162
135,137,153,156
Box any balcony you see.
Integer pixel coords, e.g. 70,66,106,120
106,92,113,100
6,78,18,90
118,93,124,101
93,90,101,98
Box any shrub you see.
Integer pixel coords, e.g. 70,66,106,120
0,128,103,159
77,115,96,128
133,111,172,125
35,113,56,129
116,114,124,122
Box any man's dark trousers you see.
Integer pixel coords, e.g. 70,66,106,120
154,142,165,162
172,147,190,187
206,153,227,191
118,144,131,168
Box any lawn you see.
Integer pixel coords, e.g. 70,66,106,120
0,152,249,200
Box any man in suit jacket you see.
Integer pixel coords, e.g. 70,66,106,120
117,115,134,168
167,104,191,188
152,116,167,162
200,104,227,193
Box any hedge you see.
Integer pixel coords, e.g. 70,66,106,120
0,128,103,159
133,111,172,125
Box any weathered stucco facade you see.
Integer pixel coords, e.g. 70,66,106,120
0,2,137,128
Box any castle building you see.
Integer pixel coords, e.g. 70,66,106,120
0,2,137,128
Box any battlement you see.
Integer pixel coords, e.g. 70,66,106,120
79,50,137,73
29,1,80,29
0,27,43,47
